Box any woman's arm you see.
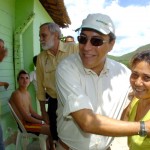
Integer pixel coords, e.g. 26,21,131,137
121,103,131,121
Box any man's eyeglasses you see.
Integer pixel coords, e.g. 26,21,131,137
77,35,108,46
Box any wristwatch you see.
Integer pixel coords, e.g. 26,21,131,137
138,121,147,137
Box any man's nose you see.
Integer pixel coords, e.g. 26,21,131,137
84,40,93,51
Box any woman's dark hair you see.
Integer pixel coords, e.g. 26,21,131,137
17,70,29,81
130,50,150,69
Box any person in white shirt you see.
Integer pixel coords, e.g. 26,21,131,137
55,13,150,150
30,55,37,91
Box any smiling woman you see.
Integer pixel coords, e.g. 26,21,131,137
121,50,150,150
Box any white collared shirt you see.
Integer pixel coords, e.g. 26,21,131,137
56,53,131,150
30,70,37,91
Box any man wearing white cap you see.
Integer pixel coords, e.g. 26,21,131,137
55,13,150,150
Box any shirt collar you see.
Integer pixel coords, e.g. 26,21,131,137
46,41,67,55
83,58,110,75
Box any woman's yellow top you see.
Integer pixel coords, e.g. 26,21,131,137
128,97,150,150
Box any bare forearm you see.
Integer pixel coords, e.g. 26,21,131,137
88,114,139,136
0,82,4,86
31,112,43,120
39,100,49,124
24,114,43,124
71,109,140,137
0,82,8,86
39,101,47,114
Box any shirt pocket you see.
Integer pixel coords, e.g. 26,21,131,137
45,59,55,73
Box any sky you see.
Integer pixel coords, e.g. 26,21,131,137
61,0,150,56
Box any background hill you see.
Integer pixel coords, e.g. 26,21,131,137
108,43,150,68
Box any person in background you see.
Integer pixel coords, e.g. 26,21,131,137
0,38,9,150
65,35,75,43
36,22,78,143
0,39,7,60
9,70,55,150
55,13,150,150
0,39,9,89
30,55,38,91
121,50,150,150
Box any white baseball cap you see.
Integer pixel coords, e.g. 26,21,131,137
76,13,115,35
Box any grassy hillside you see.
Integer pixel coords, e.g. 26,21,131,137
108,43,150,67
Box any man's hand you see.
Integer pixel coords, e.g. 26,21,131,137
0,82,9,89
4,82,9,89
42,111,49,124
40,101,49,124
